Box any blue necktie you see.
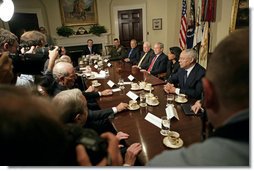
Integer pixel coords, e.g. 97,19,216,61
128,48,133,57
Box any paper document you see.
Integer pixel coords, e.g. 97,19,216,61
144,113,161,128
107,80,115,87
166,105,179,120
126,91,139,100
123,82,132,85
112,88,121,92
128,75,135,81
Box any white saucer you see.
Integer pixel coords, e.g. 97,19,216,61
127,105,140,110
147,101,159,106
175,97,188,103
144,87,154,91
130,87,141,91
92,83,101,87
88,75,96,79
163,137,184,149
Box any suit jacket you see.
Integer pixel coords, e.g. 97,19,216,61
109,45,127,61
168,63,206,99
166,60,180,79
145,52,168,76
139,49,154,70
82,45,100,56
87,108,114,122
125,47,140,65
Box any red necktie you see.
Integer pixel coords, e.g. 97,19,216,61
147,55,158,72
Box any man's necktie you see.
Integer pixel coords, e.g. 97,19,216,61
89,47,92,54
147,55,158,72
137,53,147,67
184,70,188,85
128,48,133,57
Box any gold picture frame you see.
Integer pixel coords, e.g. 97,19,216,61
59,0,98,26
152,18,162,30
229,0,249,33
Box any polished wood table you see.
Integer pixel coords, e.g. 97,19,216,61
85,61,202,165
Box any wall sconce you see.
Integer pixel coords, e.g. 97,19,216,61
0,0,14,22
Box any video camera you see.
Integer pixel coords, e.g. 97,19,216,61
9,46,62,75
64,124,108,166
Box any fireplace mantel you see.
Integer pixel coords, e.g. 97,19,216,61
53,33,111,48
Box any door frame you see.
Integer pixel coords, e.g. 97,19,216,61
3,8,44,30
113,3,147,42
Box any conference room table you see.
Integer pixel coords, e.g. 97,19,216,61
84,60,202,165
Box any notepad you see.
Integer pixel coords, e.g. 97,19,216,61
144,113,161,129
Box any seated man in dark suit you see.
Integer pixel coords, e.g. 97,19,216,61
123,39,140,65
143,42,167,76
52,88,128,134
39,61,112,110
164,49,206,99
109,38,127,61
132,41,154,70
82,39,100,56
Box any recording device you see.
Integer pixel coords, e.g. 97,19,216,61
78,129,108,165
9,46,62,75
64,124,108,165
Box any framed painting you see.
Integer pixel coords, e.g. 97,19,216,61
229,0,249,32
59,0,98,26
152,18,162,30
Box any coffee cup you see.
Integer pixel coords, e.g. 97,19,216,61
178,94,186,101
148,96,158,104
145,93,154,100
131,83,139,89
167,131,180,145
145,83,152,90
139,81,146,89
92,80,98,86
129,100,138,108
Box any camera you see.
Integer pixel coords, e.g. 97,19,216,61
64,124,108,165
9,46,62,75
78,128,108,165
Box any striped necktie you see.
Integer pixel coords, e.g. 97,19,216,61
147,55,158,72
137,53,147,67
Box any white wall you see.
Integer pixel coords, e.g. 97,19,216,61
1,0,234,52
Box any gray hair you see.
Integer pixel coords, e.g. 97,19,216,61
52,62,73,81
52,88,87,124
143,41,151,48
155,42,164,49
184,49,197,62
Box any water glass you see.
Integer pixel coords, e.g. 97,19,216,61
166,94,174,106
118,78,125,89
160,116,170,136
105,68,109,77
139,92,147,107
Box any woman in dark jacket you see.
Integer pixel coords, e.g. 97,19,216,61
164,46,182,80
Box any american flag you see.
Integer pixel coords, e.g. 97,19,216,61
179,0,187,50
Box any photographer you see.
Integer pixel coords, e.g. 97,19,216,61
0,28,18,84
16,31,59,88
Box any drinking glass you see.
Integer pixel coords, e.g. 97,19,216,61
105,68,109,77
160,116,170,136
118,78,125,89
166,94,174,107
139,92,147,107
